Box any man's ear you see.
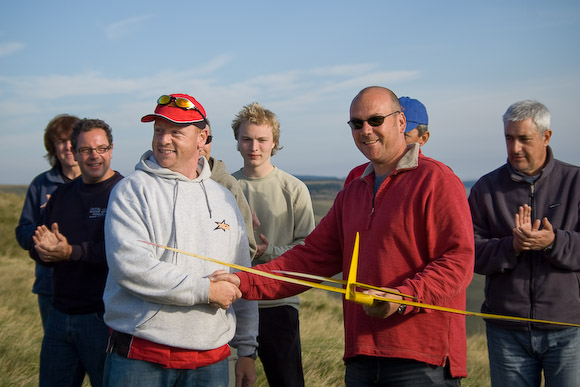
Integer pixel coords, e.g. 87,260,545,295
542,129,552,145
197,128,208,150
398,112,407,134
419,131,430,146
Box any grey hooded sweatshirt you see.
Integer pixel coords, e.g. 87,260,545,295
103,151,258,357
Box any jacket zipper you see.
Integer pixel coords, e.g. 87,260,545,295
528,182,535,324
365,179,375,230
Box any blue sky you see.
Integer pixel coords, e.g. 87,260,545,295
1,1,579,184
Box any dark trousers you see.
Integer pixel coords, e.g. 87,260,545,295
40,308,109,387
345,356,461,387
258,305,305,387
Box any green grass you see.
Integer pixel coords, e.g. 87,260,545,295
0,190,42,386
0,186,491,386
0,190,28,259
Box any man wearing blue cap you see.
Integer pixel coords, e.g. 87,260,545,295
344,96,429,185
400,96,429,146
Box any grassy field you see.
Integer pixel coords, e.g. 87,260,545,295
0,184,490,386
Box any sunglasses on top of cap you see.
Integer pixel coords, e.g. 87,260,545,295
347,110,400,130
157,95,208,124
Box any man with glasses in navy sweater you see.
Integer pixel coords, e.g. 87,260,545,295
30,118,122,387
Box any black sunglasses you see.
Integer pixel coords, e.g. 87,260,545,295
348,111,400,130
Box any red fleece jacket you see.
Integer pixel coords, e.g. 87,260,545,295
237,148,474,378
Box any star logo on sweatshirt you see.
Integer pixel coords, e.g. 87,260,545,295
214,220,230,232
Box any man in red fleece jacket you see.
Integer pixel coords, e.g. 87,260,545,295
213,86,474,386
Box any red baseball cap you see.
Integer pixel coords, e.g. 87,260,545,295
141,93,208,124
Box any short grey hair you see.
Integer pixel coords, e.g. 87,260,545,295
503,100,550,134
415,124,429,136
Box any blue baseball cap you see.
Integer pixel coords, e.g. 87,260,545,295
399,97,428,132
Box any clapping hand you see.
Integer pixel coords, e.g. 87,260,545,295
32,223,72,262
512,204,555,253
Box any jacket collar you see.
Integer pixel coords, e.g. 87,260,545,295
360,143,421,179
508,146,554,183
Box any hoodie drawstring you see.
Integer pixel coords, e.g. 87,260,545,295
200,180,213,218
170,182,179,263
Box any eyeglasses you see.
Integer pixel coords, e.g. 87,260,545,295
347,111,400,130
206,135,213,145
157,95,208,122
77,145,111,155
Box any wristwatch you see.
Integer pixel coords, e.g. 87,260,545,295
543,241,555,253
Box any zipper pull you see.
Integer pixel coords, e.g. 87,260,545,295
366,207,374,230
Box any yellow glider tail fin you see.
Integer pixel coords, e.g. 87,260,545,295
345,232,375,306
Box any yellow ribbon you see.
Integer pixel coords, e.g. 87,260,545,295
138,237,580,328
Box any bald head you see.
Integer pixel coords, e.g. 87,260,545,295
351,86,401,112
349,86,408,176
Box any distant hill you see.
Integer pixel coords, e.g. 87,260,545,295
295,175,344,181
0,185,27,196
2,178,477,198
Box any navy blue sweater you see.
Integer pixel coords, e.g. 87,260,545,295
30,172,123,315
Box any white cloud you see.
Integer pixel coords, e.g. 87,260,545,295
195,55,232,75
0,65,224,102
0,59,417,110
103,15,152,41
0,42,23,57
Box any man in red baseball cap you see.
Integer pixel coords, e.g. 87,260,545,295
103,94,258,387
